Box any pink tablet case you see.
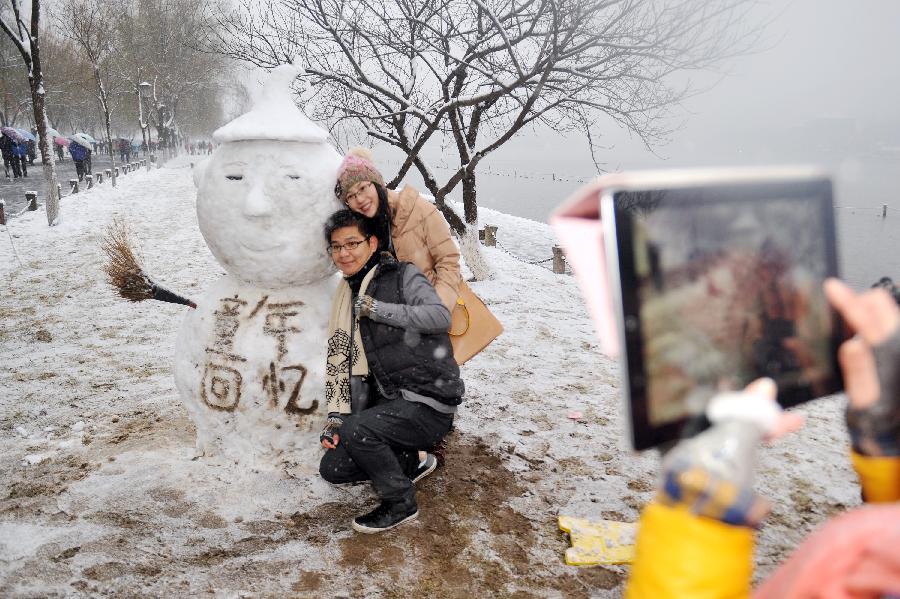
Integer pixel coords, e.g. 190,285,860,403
550,179,620,358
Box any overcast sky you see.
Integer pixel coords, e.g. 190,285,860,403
488,0,900,176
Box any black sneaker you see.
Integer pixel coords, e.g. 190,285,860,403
411,453,438,484
352,499,419,533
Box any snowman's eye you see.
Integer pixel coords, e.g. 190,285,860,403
226,175,243,181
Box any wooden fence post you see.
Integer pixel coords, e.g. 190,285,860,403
0,200,5,225
883,204,888,218
69,179,79,194
25,191,38,211
96,172,103,184
105,169,112,179
85,174,93,189
114,167,119,177
484,225,498,247
552,245,567,274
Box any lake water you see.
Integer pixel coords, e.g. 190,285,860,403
403,154,900,292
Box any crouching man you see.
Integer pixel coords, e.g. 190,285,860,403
319,209,464,533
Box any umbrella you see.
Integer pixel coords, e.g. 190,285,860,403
55,136,71,147
1,126,25,142
15,128,36,142
72,132,97,146
46,127,61,138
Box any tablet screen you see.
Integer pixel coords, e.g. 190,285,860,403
611,178,843,449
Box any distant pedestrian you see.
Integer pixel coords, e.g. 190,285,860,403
70,141,89,181
0,132,13,178
12,140,28,177
55,142,64,162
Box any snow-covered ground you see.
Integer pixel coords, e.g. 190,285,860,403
0,158,860,597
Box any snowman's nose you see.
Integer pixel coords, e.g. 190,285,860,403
242,182,273,217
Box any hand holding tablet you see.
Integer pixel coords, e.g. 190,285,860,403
553,167,845,450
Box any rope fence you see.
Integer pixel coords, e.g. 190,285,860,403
480,224,571,275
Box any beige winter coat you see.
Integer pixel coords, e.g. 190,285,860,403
388,185,462,311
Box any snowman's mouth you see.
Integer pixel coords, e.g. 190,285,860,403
240,240,285,253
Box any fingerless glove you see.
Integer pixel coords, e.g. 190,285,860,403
320,413,344,446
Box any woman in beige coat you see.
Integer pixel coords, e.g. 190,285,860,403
334,147,462,312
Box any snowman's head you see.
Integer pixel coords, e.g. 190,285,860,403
194,62,342,288
195,140,341,287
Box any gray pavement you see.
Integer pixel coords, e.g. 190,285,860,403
0,153,151,220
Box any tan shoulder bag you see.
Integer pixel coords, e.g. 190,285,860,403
448,280,503,365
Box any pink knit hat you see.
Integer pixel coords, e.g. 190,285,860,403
334,146,385,203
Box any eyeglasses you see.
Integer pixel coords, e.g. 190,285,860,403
327,236,370,254
345,181,373,204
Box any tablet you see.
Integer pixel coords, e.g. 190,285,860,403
600,168,845,450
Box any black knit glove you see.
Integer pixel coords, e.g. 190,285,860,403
320,413,344,448
354,295,378,319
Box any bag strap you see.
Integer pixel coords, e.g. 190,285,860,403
449,295,470,336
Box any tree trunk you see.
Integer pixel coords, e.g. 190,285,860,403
104,114,117,187
30,83,60,226
27,11,60,226
462,171,478,225
460,171,491,280
94,66,117,187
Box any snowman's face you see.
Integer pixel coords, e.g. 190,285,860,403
196,140,342,287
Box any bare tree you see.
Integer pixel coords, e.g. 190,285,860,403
1,0,61,224
0,36,32,126
120,0,226,151
39,30,98,133
56,0,119,185
207,0,766,279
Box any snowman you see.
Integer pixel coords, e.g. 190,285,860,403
174,64,341,469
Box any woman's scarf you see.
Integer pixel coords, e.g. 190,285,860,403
325,265,378,415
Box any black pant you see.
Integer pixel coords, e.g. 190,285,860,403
74,160,85,181
18,156,26,176
319,399,453,504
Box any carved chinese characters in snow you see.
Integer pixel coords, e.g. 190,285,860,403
199,295,318,415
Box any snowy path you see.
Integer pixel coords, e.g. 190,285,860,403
0,161,860,597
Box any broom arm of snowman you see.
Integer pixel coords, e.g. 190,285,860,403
101,219,197,309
